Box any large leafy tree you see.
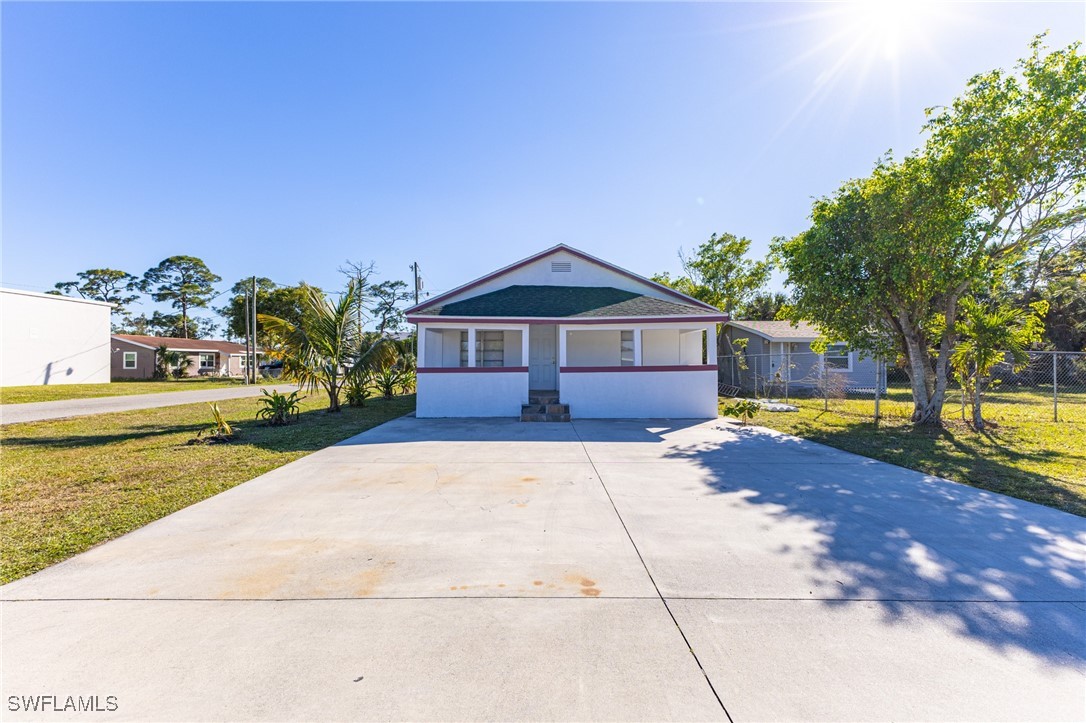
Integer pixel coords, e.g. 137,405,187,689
129,311,218,339
259,281,394,412
140,256,222,338
218,279,316,346
740,291,791,320
776,38,1085,425
49,268,142,329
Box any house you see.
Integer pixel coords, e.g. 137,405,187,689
111,335,262,379
406,244,726,419
0,288,112,386
721,320,883,395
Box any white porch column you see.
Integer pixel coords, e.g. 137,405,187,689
416,324,426,367
467,327,477,367
706,324,718,365
521,324,530,368
558,325,567,367
633,327,643,366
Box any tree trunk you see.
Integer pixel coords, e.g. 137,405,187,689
900,326,942,425
972,377,985,430
181,299,189,339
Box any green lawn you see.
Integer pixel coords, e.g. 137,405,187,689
0,378,254,405
726,386,1086,517
0,393,416,583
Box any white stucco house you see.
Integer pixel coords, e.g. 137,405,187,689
406,245,726,419
0,288,112,386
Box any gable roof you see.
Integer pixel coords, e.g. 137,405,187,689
406,244,721,316
421,285,719,319
725,320,821,341
112,334,258,354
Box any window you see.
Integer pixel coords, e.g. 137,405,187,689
461,331,504,367
620,330,635,366
824,343,851,370
240,356,248,369
123,351,137,369
199,353,216,369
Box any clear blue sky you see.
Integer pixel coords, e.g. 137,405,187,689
3,1,1084,320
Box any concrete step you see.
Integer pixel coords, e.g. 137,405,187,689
528,390,560,405
520,401,571,423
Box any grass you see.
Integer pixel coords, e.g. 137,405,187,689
726,385,1086,517
0,378,255,405
0,392,416,583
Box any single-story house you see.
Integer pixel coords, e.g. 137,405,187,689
721,320,883,395
406,244,726,419
111,335,262,380
0,288,113,386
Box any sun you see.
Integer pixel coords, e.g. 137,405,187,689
846,0,938,61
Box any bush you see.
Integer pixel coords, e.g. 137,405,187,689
255,388,304,426
721,398,760,425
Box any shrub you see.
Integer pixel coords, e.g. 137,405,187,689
190,403,235,444
721,398,760,425
255,389,304,426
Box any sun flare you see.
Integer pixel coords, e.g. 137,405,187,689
846,0,939,61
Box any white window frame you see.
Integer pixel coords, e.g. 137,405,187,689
462,330,504,367
199,352,216,369
123,351,137,369
619,330,635,366
824,343,852,372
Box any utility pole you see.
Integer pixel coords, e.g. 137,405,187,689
251,276,258,384
243,290,251,386
411,262,421,358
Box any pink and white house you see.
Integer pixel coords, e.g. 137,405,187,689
406,245,726,419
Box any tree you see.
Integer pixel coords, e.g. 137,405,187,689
654,233,770,314
152,345,192,380
369,279,413,335
259,281,394,412
775,38,1085,425
49,269,142,329
140,311,217,339
951,297,1047,430
740,291,790,320
141,256,222,339
218,279,316,346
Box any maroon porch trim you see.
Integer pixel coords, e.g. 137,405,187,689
417,366,529,374
409,315,727,325
560,365,718,373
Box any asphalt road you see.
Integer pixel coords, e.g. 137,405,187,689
0,383,301,424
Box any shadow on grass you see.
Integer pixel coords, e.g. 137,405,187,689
661,422,1086,667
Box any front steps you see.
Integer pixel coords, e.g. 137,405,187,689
521,390,570,422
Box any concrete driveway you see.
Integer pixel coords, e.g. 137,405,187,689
0,384,300,424
3,416,1084,721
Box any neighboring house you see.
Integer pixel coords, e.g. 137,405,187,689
721,320,883,394
111,335,262,379
0,288,112,386
406,244,726,419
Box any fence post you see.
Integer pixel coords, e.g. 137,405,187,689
874,358,881,424
1053,351,1059,422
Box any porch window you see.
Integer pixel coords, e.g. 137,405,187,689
123,351,137,369
824,343,852,370
620,330,635,366
460,331,505,367
199,353,216,369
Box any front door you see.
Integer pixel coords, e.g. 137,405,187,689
529,324,557,390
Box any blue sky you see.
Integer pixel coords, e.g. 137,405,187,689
3,1,1084,322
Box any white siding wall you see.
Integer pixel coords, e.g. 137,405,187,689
641,329,680,365
416,372,528,417
502,330,523,367
561,370,717,418
0,289,112,386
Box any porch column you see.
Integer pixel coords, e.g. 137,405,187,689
416,324,426,366
467,327,477,368
705,324,718,365
521,324,530,368
633,326,643,366
558,325,567,367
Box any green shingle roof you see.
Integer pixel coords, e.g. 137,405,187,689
418,285,717,318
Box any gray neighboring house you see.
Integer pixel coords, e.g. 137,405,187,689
721,320,883,395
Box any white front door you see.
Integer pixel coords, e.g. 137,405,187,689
529,324,557,390
769,342,785,380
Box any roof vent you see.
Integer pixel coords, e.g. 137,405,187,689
551,261,572,273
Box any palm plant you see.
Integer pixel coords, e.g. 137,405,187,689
259,281,394,412
153,345,190,380
951,297,1047,430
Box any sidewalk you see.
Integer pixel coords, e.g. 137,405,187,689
0,383,300,424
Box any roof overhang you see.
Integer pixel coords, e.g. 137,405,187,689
409,314,727,325
724,320,819,342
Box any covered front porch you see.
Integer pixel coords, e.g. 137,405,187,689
416,321,718,418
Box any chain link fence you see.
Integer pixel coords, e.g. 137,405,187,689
719,350,1086,424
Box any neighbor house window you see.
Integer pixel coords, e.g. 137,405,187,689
199,353,216,369
123,352,137,369
824,343,851,371
620,331,634,366
461,331,504,367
